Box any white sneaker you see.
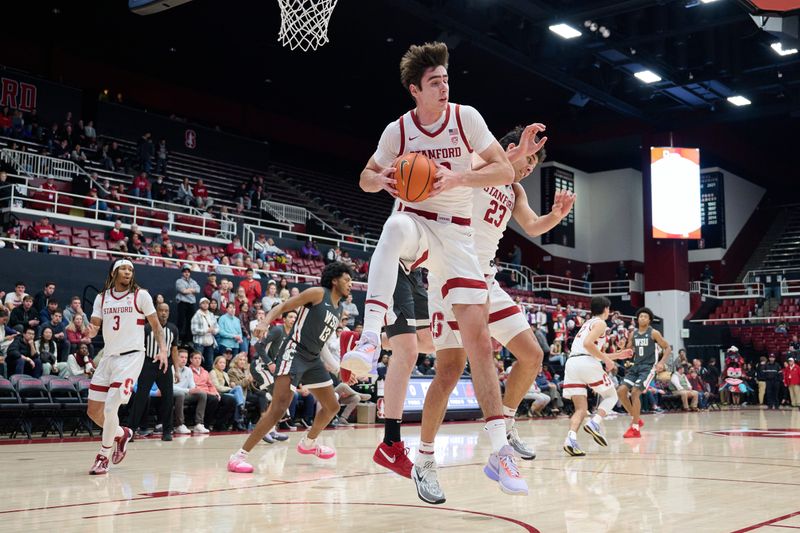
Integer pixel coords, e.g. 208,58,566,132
192,423,210,434
175,424,191,435
341,331,379,377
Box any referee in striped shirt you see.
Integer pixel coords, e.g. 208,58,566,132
127,302,180,441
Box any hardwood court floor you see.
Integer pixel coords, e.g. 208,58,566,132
1,409,799,532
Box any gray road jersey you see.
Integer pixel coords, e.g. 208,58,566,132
632,326,656,367
286,288,342,361
256,325,289,364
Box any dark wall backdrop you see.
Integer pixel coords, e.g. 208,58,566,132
0,249,366,319
96,102,271,169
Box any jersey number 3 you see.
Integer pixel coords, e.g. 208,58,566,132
112,316,121,331
483,199,507,228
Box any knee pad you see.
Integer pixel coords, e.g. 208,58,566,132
597,388,618,415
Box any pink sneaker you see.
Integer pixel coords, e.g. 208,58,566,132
340,331,379,377
297,440,336,459
112,427,133,465
227,454,254,473
89,454,109,475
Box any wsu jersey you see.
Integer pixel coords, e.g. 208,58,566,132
373,103,495,219
91,288,155,355
569,317,607,357
473,184,516,275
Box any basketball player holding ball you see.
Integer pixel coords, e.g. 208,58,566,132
341,41,526,494
416,124,575,503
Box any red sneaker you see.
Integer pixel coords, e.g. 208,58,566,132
373,441,413,478
623,425,641,439
112,427,133,465
89,454,110,475
637,418,645,428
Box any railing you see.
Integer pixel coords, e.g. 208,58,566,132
529,274,633,296
259,200,378,247
689,281,765,299
689,315,800,325
1,148,87,182
243,223,376,255
743,267,800,285
497,263,532,290
0,237,368,290
260,200,308,225
782,279,800,296
1,185,234,239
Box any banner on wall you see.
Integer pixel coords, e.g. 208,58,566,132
541,165,575,248
0,68,83,123
689,171,726,250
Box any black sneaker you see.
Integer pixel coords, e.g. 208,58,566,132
299,419,312,429
161,433,173,441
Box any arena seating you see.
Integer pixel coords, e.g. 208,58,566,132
762,209,800,270
729,324,799,357
93,135,392,239
707,298,761,320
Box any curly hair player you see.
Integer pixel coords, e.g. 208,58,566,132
228,262,353,473
86,259,167,475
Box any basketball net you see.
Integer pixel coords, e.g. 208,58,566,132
277,0,339,52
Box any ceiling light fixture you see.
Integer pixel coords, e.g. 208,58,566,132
771,42,798,56
549,23,582,39
634,70,662,84
727,95,751,106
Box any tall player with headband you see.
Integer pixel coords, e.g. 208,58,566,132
562,296,633,457
413,124,574,503
341,41,524,493
86,259,167,475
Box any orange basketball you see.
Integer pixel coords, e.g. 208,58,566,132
394,152,436,203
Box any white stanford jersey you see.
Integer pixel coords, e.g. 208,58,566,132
569,317,607,357
92,288,156,356
373,103,495,219
473,184,516,275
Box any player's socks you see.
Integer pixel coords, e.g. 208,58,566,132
383,418,402,446
568,430,578,441
415,441,435,464
236,448,249,457
484,416,508,452
99,444,113,459
503,405,517,433
590,414,603,426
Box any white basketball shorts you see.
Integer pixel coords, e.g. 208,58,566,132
561,355,614,399
88,350,145,404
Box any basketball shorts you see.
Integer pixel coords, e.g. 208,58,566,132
88,350,145,404
623,364,656,390
428,275,530,351
275,340,333,389
397,212,488,307
561,355,615,399
384,266,429,338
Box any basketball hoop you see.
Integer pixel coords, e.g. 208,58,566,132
277,0,339,52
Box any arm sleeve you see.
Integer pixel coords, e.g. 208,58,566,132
372,121,402,168
91,294,103,320
459,105,496,155
138,290,156,316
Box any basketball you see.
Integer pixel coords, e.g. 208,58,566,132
394,152,436,203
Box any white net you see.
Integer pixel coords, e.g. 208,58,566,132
277,0,339,52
